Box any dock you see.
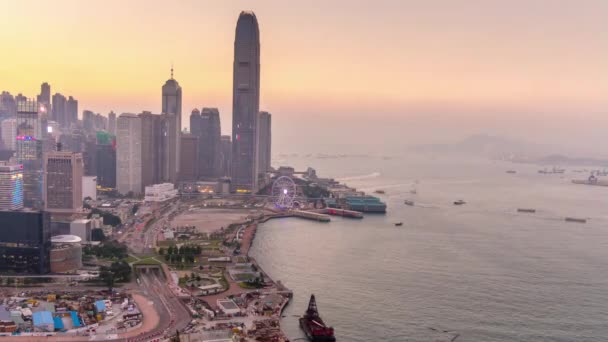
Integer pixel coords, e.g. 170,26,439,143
292,210,331,222
322,208,363,218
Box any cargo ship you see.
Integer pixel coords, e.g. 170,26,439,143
300,295,336,342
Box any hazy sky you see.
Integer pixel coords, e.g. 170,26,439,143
1,0,606,155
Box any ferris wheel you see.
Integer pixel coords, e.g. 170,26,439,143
272,176,297,209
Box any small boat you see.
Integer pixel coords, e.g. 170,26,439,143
517,208,536,213
394,222,403,226
506,170,516,174
374,190,386,194
565,217,587,223
404,200,414,206
453,200,466,205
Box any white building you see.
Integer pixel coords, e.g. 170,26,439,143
0,161,24,210
82,176,97,201
117,113,142,195
1,118,16,150
144,182,178,202
70,219,92,242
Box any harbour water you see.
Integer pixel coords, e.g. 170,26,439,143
250,154,608,341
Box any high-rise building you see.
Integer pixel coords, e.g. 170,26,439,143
0,161,24,210
0,210,51,274
231,11,261,193
16,100,44,208
51,93,67,127
0,91,17,118
83,139,97,176
108,111,117,135
82,110,95,132
257,111,272,173
66,96,78,127
116,113,142,195
161,68,182,184
96,143,116,189
15,93,27,103
37,83,51,108
220,135,232,177
43,150,84,213
179,133,199,181
1,118,17,150
191,107,221,179
139,111,163,187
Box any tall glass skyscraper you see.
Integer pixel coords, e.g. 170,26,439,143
0,161,24,210
231,11,261,193
161,68,182,184
16,100,44,208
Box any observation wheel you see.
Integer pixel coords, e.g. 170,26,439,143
272,176,297,209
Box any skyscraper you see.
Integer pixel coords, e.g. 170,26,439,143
37,83,51,109
1,118,17,150
51,93,67,127
0,210,51,274
82,110,95,132
96,143,116,189
116,113,142,195
139,111,163,187
0,91,17,118
161,68,182,184
179,133,199,181
108,111,117,135
0,161,24,210
231,11,261,193
43,150,84,213
16,100,44,208
66,96,78,127
220,135,232,177
257,111,272,173
191,107,221,179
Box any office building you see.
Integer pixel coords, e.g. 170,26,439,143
82,110,95,132
82,176,97,201
96,142,116,188
43,150,84,213
0,91,17,118
51,93,67,127
139,111,163,187
16,100,44,208
179,133,198,181
70,219,92,242
0,161,23,210
36,83,51,110
231,11,261,192
220,135,232,177
108,111,117,135
83,139,97,176
257,111,272,173
116,113,141,195
66,96,78,127
1,118,16,150
144,183,178,202
0,210,51,274
161,68,182,184
191,107,221,179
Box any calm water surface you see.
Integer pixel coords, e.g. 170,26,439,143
250,155,608,342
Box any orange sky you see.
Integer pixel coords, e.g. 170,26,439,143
1,0,606,153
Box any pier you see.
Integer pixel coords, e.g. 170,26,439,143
292,210,331,222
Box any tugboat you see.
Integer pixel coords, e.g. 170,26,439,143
300,295,336,342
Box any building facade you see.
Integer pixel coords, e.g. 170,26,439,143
144,183,178,202
0,210,51,274
191,107,221,179
139,111,164,188
116,113,142,195
220,135,232,177
161,69,182,184
257,111,272,174
0,161,24,210
231,11,261,193
1,118,16,150
66,96,78,127
43,151,84,213
179,133,199,181
108,111,116,135
51,93,66,127
16,100,44,209
96,142,116,189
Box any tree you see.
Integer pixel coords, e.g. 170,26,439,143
91,228,106,242
158,247,165,255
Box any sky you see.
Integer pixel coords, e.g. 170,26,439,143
1,0,606,155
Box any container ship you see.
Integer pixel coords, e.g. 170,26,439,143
300,295,336,342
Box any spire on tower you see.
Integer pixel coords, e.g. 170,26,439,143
170,63,174,79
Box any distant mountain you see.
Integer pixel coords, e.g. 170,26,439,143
536,154,608,166
411,134,547,159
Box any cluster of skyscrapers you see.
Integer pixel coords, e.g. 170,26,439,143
0,10,272,274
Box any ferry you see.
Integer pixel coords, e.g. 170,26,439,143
453,200,466,205
394,222,403,226
565,217,587,223
300,295,336,342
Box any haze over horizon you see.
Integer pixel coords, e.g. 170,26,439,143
1,0,606,156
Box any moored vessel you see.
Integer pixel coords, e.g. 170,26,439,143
300,295,336,342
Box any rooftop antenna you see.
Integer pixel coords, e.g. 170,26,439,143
170,62,174,79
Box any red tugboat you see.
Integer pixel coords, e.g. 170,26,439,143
299,295,336,342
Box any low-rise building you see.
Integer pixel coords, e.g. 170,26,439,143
144,183,178,202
